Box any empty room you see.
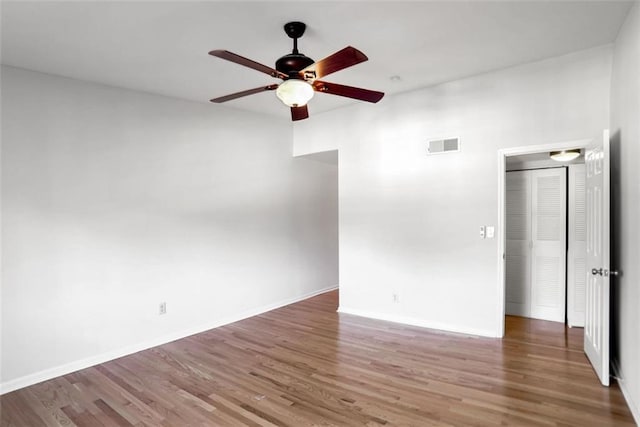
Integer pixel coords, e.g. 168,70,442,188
1,1,639,426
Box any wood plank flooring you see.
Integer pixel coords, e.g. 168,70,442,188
1,290,635,426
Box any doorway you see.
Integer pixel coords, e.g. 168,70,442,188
496,140,590,337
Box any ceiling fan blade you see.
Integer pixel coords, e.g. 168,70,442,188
313,80,384,103
209,50,287,80
300,46,368,80
210,84,278,103
291,105,309,121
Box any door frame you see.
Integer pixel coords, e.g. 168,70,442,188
496,139,591,337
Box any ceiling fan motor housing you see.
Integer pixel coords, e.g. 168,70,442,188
276,54,315,78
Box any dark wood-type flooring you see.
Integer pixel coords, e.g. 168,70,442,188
1,290,635,426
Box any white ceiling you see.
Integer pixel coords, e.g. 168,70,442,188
1,1,634,121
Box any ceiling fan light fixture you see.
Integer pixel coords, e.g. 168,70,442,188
276,79,314,107
550,149,581,162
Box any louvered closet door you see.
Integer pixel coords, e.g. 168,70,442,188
568,164,587,327
505,171,531,317
530,169,567,322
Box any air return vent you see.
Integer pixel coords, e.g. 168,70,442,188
427,137,460,155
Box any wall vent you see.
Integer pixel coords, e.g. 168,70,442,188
427,137,460,155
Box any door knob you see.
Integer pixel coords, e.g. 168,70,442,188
592,268,603,276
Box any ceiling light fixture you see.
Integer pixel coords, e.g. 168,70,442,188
275,79,314,107
550,149,581,162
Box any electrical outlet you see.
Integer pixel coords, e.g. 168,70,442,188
393,293,400,303
159,302,167,315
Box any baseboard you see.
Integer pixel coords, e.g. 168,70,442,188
0,285,338,395
337,306,498,338
612,359,640,425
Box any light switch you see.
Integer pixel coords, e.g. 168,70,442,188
486,226,495,239
480,226,486,239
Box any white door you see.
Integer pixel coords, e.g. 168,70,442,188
584,130,611,386
568,164,587,327
505,168,566,322
530,168,567,322
505,171,532,317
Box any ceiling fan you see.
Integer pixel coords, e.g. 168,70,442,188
208,21,384,121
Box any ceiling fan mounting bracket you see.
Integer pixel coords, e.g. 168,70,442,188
283,22,306,40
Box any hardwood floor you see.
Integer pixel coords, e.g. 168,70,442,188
1,290,635,426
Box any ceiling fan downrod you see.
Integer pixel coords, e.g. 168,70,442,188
284,21,305,54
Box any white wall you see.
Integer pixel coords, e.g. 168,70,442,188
610,3,640,422
0,66,338,392
294,46,612,337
